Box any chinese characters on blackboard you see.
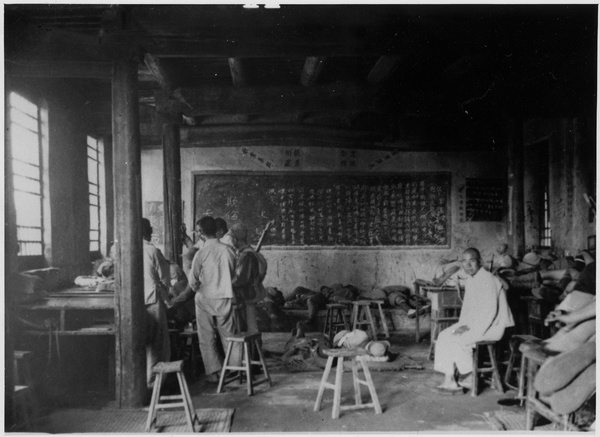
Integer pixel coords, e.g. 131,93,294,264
195,173,450,247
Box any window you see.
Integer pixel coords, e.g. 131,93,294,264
541,184,552,247
9,92,48,257
87,136,105,252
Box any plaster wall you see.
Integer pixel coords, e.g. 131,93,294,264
142,146,508,296
523,118,596,257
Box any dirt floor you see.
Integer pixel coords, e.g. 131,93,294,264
23,330,540,433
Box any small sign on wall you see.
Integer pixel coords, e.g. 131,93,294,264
465,178,505,222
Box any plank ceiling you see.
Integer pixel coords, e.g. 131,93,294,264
4,4,598,151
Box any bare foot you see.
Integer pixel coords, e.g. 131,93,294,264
436,382,461,390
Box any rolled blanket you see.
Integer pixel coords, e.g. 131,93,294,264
549,363,596,415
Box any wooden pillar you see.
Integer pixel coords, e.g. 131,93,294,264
162,116,183,264
101,134,115,256
112,56,147,408
507,118,526,257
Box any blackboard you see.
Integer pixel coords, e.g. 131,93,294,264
194,172,451,247
465,178,505,222
145,201,164,245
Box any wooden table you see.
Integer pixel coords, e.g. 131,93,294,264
18,289,116,388
413,282,461,343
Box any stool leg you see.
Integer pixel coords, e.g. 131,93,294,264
377,304,390,338
525,361,537,430
517,353,527,406
179,370,200,427
332,357,344,419
428,322,438,361
254,339,272,387
352,305,359,331
471,345,479,397
244,342,253,396
351,357,362,406
488,345,504,393
217,341,235,394
365,307,378,340
504,339,517,389
145,372,163,432
314,356,334,412
358,356,382,414
324,309,332,338
340,309,350,331
176,371,196,432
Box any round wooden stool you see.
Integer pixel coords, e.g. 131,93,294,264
145,360,200,433
323,303,350,340
217,332,272,396
472,341,504,397
314,348,382,419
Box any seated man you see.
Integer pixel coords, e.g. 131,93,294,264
434,248,515,392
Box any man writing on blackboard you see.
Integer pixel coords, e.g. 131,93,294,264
188,216,240,382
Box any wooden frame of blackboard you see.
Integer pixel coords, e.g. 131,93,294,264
192,170,452,250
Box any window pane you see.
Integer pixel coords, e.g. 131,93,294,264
17,226,42,242
89,193,99,206
90,230,99,241
90,241,99,251
10,125,40,164
88,159,98,184
89,205,99,228
10,92,38,117
14,175,41,194
12,160,40,179
14,192,42,227
18,241,43,256
10,107,39,132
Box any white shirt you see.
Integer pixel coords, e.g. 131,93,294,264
189,238,236,299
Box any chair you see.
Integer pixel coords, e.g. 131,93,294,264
323,303,350,340
314,348,382,419
471,341,504,397
145,360,200,433
217,332,272,396
521,342,591,431
503,334,541,405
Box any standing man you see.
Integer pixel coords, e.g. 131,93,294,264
188,216,239,382
142,218,172,388
434,247,514,392
229,223,267,336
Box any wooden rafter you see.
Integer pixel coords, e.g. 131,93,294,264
143,52,172,92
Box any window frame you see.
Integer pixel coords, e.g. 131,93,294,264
8,91,49,268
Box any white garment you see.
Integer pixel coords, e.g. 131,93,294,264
189,238,236,299
434,268,514,375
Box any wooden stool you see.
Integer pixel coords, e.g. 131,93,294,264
351,301,380,340
145,360,200,433
178,329,201,376
472,341,504,397
503,334,540,405
217,332,272,396
314,348,382,419
324,303,350,340
14,385,34,431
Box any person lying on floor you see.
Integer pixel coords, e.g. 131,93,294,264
434,247,515,392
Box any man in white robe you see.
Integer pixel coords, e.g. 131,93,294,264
434,247,514,391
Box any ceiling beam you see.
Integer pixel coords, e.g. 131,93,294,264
300,57,326,87
367,56,402,85
156,83,393,116
5,60,112,79
143,52,172,92
228,58,250,87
